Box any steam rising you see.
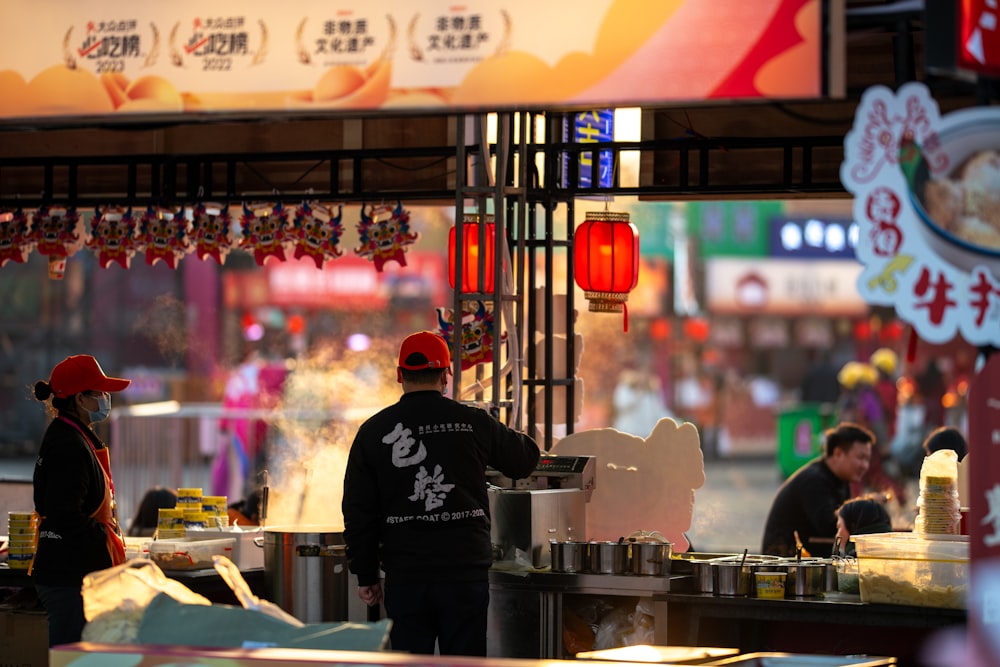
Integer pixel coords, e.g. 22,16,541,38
260,339,404,530
133,294,190,365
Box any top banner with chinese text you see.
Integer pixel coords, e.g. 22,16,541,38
841,83,1000,348
0,0,822,123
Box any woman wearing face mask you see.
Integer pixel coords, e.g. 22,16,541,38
29,354,131,646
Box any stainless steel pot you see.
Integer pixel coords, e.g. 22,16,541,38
631,541,673,576
589,541,629,574
714,560,759,596
262,525,348,623
778,559,828,597
712,555,781,596
550,540,588,573
692,559,717,593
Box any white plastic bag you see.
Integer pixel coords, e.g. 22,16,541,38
81,558,211,643
212,554,304,627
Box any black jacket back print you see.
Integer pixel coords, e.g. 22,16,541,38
342,390,540,587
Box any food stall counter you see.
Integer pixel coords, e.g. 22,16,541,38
656,590,965,664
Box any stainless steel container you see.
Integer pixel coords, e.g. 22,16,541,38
779,559,828,597
589,541,629,574
488,488,587,568
262,525,348,623
692,559,717,593
714,560,759,596
550,540,588,573
631,541,673,576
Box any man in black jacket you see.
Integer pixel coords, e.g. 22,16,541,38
761,422,874,558
343,331,539,656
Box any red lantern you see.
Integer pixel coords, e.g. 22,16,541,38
853,319,872,342
574,211,639,330
448,214,495,293
683,317,710,343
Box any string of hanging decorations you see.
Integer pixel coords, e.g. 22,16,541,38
0,200,419,277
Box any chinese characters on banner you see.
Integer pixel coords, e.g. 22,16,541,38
841,82,1000,663
0,0,823,120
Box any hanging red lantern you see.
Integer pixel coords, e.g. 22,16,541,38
881,319,905,342
448,214,495,293
853,319,872,342
573,211,639,331
683,316,711,343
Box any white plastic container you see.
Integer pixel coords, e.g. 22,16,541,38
852,532,968,609
149,537,235,571
184,530,264,570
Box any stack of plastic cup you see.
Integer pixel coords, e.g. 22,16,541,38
7,511,36,570
915,450,961,535
915,474,961,534
182,509,208,531
157,508,185,539
176,487,203,511
201,495,229,529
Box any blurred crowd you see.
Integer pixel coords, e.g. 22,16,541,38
801,345,972,527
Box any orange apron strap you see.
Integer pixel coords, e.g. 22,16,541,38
91,447,126,566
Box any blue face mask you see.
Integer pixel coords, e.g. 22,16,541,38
87,394,111,423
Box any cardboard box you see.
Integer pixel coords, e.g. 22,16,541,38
0,608,48,667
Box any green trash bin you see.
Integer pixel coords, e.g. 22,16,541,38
776,403,833,479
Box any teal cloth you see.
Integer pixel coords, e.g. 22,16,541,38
136,593,391,651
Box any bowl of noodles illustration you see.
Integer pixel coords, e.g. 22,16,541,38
908,107,1000,278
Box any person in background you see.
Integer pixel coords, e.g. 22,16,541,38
611,363,672,438
342,331,540,656
922,425,968,462
869,348,899,444
227,488,263,527
800,349,841,405
29,355,131,646
127,486,178,537
836,361,906,504
916,358,947,432
835,495,893,556
761,423,874,558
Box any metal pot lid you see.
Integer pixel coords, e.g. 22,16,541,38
262,524,344,533
626,529,670,543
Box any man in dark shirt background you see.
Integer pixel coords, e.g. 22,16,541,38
761,422,874,557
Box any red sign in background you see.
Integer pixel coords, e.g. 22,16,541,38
959,0,1000,77
967,350,1000,662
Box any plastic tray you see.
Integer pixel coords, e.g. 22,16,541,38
148,537,235,571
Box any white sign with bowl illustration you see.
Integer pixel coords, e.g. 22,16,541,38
841,82,1000,347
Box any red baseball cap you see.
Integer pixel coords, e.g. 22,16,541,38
49,355,131,399
398,331,451,370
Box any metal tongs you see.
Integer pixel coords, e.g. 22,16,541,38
258,469,269,529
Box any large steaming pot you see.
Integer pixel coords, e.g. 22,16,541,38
262,525,348,623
